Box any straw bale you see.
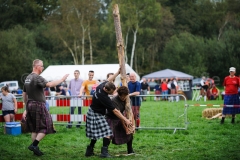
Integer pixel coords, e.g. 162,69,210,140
202,108,222,118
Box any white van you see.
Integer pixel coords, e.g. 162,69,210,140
0,81,19,92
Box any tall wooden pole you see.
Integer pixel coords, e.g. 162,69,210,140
113,4,135,133
113,4,127,86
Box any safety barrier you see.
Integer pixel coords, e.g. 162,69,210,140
46,95,91,126
137,94,188,134
0,96,91,126
1,94,189,133
188,104,240,107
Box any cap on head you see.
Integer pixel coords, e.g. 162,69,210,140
229,67,236,72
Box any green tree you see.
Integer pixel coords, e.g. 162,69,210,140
0,25,45,86
162,32,207,77
0,0,58,30
48,0,100,65
109,0,162,71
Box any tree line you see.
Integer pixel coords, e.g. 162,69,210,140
0,0,239,85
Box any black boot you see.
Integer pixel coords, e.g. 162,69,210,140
220,117,225,124
231,118,235,124
85,145,94,157
127,138,134,154
127,148,135,154
100,146,111,158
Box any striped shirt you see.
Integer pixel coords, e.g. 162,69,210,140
0,93,16,111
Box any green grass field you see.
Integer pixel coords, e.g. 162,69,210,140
1,98,240,160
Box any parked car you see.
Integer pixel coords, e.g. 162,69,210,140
192,78,202,87
0,81,19,92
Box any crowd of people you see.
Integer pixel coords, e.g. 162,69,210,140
197,76,220,101
140,78,179,102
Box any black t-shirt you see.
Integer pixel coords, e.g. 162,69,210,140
23,73,47,102
141,82,149,90
90,81,115,115
106,96,125,119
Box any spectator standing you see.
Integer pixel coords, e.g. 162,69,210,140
67,70,83,128
199,76,208,101
161,79,168,101
0,86,18,134
154,81,161,101
170,78,178,102
221,67,240,124
140,78,150,101
23,59,69,156
79,70,97,100
128,73,141,128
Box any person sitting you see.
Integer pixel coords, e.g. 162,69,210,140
209,84,219,100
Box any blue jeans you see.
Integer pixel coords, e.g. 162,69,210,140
162,90,168,99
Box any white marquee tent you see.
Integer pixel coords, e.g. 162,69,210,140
40,64,140,86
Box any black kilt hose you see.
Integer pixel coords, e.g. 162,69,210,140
106,118,133,145
26,101,55,134
86,108,112,140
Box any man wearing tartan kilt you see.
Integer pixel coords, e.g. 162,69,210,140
23,59,69,156
221,67,240,124
85,69,132,158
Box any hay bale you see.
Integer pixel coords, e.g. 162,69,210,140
202,108,233,119
202,108,223,118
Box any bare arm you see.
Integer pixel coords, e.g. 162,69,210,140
22,110,27,121
112,108,131,125
13,97,18,114
107,68,120,82
78,85,85,96
46,74,69,87
23,92,28,105
129,91,140,96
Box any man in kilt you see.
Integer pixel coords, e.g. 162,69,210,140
23,59,69,156
85,69,132,158
221,67,240,124
106,86,134,154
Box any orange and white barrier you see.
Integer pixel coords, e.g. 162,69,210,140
46,96,92,123
189,104,240,108
0,96,92,124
